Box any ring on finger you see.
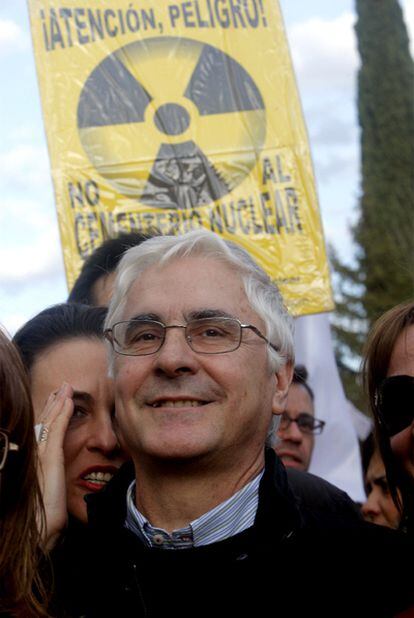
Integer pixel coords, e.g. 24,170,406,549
35,423,49,443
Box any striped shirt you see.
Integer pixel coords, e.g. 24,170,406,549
125,470,264,550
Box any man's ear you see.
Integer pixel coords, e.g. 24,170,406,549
271,361,293,416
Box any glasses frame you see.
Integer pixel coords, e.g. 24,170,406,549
104,316,279,357
279,411,326,435
0,429,19,471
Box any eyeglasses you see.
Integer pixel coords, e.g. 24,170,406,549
377,375,414,437
279,412,325,435
0,430,19,471
104,316,278,356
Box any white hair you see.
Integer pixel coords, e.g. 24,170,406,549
106,230,294,365
267,416,282,449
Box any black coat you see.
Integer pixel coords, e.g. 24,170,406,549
52,450,413,617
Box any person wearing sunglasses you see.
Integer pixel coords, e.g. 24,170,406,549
0,329,48,616
49,230,414,617
362,299,414,534
274,364,325,471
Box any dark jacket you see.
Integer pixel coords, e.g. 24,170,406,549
52,450,413,617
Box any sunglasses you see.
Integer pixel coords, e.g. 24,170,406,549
377,375,414,437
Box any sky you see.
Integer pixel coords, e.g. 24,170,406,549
0,0,413,335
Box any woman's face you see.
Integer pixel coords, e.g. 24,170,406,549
361,450,401,529
387,325,414,479
30,337,128,523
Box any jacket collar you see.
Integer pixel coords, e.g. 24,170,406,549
86,449,303,541
252,448,303,547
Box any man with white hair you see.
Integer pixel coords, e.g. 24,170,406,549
53,230,413,617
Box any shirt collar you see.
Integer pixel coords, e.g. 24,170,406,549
125,469,264,550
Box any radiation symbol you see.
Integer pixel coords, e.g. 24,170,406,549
78,36,266,210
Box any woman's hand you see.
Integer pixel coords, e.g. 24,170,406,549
36,382,74,551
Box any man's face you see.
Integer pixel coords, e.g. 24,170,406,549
112,256,291,469
274,383,315,471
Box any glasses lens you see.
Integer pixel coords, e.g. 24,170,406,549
187,318,241,353
379,375,414,437
0,432,8,471
296,414,317,434
114,320,164,355
279,413,290,430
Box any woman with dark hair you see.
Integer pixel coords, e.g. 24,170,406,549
0,328,48,616
362,299,414,533
13,303,128,546
360,432,401,529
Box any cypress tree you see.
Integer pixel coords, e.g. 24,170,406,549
332,0,414,405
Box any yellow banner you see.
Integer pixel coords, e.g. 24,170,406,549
28,0,334,315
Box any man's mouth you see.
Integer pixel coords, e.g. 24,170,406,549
275,449,302,463
149,399,209,408
280,454,302,463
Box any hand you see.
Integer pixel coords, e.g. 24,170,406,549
36,382,74,551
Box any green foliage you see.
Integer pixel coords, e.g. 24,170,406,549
332,0,414,406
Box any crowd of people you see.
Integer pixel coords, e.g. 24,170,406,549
1,229,413,616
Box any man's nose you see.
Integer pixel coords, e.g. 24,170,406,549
154,326,199,377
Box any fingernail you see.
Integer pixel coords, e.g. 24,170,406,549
61,382,74,398
57,382,68,396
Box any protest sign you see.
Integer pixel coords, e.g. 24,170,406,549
28,0,334,314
